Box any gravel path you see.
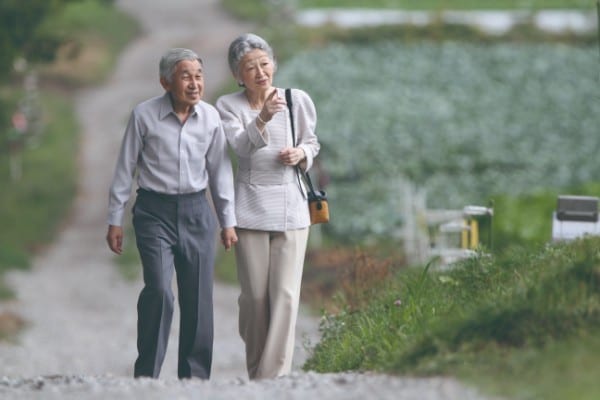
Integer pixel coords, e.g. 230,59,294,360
0,1,497,398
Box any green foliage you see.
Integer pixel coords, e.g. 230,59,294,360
0,92,77,286
0,98,8,133
0,1,139,294
277,41,600,242
305,237,600,398
36,0,140,87
38,0,136,51
0,94,17,153
214,249,239,284
468,334,600,400
0,0,80,81
491,190,557,250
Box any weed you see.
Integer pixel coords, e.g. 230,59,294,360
305,237,600,399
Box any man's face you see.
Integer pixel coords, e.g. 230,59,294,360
161,59,204,109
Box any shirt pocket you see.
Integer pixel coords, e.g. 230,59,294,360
186,134,208,162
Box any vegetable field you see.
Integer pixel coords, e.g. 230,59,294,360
277,42,600,240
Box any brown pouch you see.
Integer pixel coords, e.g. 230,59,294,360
308,190,329,224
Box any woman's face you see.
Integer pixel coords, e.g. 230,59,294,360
238,49,275,93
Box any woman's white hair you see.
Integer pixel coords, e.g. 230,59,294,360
227,33,276,85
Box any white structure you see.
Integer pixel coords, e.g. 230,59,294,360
552,195,600,241
296,9,599,35
427,205,493,268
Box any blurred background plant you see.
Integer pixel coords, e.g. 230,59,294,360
0,0,137,298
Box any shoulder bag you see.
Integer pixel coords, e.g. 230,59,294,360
285,88,329,225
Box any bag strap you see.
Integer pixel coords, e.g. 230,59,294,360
285,88,318,197
285,88,296,145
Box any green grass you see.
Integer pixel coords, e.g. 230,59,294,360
299,0,593,10
492,182,600,251
0,91,78,297
38,0,139,87
0,1,139,298
304,237,600,399
456,334,600,399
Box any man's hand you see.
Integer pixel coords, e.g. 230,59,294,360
106,225,124,255
220,227,238,251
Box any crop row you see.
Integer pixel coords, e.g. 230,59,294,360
277,41,600,240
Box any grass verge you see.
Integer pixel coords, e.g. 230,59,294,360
304,237,600,399
0,91,78,298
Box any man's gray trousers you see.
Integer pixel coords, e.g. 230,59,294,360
132,188,216,379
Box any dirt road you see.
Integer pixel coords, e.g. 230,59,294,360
0,1,496,398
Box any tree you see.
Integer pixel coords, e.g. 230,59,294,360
0,0,79,83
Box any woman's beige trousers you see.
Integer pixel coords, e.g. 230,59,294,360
234,227,309,379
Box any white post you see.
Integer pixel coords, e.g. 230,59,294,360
400,177,429,266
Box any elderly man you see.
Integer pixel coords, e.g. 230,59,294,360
106,48,237,380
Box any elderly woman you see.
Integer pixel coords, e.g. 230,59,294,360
216,33,320,380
